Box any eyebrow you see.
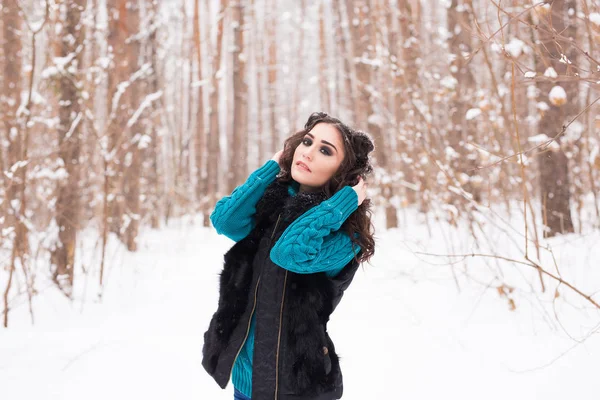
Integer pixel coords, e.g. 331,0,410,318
306,133,338,153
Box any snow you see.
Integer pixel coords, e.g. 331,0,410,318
440,75,458,90
528,133,551,144
127,91,163,128
544,67,558,78
559,54,572,65
589,12,600,26
2,207,600,399
465,108,482,120
549,85,567,106
524,71,536,79
536,101,550,112
565,121,585,143
505,38,527,58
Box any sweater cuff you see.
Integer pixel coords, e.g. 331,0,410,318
255,159,280,181
324,186,359,221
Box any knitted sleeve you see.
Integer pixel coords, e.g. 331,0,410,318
210,160,280,242
269,186,361,274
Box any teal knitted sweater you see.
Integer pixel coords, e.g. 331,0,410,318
210,160,361,398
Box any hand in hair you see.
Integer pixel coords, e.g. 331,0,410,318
271,149,283,165
351,176,368,206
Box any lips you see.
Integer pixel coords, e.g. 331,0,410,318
296,161,311,172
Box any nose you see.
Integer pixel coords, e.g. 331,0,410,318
302,147,314,161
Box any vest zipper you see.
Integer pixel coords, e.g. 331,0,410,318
272,212,284,399
274,270,288,400
271,213,281,239
229,275,261,381
228,213,282,387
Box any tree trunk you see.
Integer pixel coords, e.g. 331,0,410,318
267,0,278,153
2,0,24,327
207,0,226,215
348,0,396,228
396,0,420,205
231,0,248,191
193,0,209,225
51,0,86,294
123,0,142,251
106,0,128,235
147,0,162,229
448,0,480,204
319,1,331,113
535,0,575,237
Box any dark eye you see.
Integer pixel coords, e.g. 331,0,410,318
321,147,331,156
302,138,312,146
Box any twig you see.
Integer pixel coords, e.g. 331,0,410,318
414,251,600,310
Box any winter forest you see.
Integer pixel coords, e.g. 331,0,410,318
2,0,600,399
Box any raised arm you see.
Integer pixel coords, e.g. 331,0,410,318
269,186,361,276
210,159,280,241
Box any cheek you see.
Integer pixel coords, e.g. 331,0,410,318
317,159,341,180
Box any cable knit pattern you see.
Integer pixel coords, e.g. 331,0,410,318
269,186,361,274
209,160,280,242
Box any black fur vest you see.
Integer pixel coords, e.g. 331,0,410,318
202,179,360,400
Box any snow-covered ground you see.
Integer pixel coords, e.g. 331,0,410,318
2,207,600,400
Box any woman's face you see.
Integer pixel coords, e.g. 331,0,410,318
291,122,345,192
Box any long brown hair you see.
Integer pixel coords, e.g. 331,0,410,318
276,112,376,264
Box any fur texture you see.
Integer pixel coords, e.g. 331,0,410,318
203,179,359,399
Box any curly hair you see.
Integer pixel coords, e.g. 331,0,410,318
276,112,376,265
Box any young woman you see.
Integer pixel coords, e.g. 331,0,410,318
202,112,376,400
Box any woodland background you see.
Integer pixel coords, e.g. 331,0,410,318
2,0,600,328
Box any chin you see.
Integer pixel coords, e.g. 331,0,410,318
291,170,305,184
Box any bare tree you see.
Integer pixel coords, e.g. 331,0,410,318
193,0,209,225
319,1,331,113
267,0,278,152
348,0,397,228
231,0,248,190
534,0,575,237
207,0,227,211
2,0,24,328
447,0,480,203
51,0,87,295
122,0,142,251
147,0,163,229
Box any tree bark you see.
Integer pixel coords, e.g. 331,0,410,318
348,0,396,228
2,0,24,328
207,0,226,214
267,0,278,153
51,0,86,293
319,1,331,113
448,0,480,203
123,0,142,251
535,0,575,237
193,0,209,225
231,0,248,191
